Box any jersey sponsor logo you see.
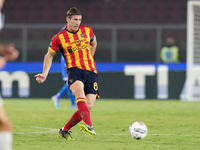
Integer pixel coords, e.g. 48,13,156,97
66,37,72,40
68,44,89,53
68,39,86,45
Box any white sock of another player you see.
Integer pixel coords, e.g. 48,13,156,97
0,131,12,150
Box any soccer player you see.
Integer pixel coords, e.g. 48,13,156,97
0,40,19,150
51,55,77,109
35,7,99,140
0,1,19,149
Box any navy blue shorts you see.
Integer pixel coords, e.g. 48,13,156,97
67,68,99,95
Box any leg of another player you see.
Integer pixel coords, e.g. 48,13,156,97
0,105,12,150
57,83,68,99
51,84,68,109
0,106,12,131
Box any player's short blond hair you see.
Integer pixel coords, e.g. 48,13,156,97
66,7,81,19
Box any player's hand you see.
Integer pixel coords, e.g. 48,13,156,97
3,43,19,61
34,74,47,84
0,56,6,69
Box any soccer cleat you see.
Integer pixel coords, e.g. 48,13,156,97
51,95,60,109
71,104,78,109
58,129,74,140
79,124,96,136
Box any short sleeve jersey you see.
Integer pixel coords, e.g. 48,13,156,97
49,25,97,74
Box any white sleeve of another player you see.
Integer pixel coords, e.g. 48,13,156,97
0,132,12,150
0,9,4,30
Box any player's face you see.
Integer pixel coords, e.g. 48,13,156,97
67,15,82,32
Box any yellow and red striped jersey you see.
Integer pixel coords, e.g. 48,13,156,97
49,25,97,74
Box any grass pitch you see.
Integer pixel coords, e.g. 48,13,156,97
3,99,200,150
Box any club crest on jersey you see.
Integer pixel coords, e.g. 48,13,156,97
80,33,85,38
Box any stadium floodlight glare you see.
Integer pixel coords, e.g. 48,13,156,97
185,0,200,101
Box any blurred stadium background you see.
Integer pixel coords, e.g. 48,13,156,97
0,0,189,99
2,2,200,149
0,0,187,62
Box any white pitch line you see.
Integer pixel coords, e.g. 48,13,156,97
14,126,58,134
14,131,56,134
13,126,200,137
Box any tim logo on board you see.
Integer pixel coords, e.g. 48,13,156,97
0,71,30,97
124,65,169,99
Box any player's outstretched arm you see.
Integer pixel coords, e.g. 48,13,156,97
34,49,56,83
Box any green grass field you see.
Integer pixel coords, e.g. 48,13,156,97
2,99,200,150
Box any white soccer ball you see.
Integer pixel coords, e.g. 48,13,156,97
129,121,147,139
